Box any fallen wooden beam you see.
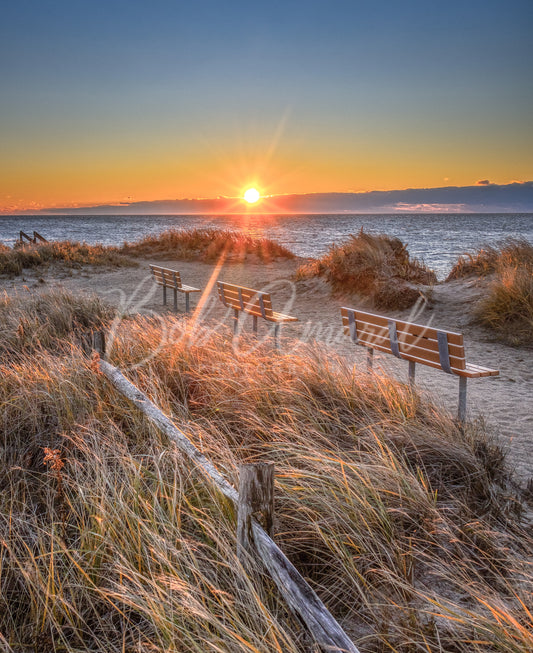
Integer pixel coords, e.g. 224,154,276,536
33,230,48,243
97,357,360,653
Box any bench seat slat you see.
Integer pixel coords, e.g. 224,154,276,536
342,320,466,357
344,308,464,347
217,281,297,326
343,319,466,358
342,325,467,369
219,287,273,308
271,312,299,323
341,306,499,379
357,340,469,375
463,363,499,377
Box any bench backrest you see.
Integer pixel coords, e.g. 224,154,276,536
341,307,466,374
217,281,274,319
150,265,182,288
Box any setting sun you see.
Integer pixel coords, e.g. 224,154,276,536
243,188,260,203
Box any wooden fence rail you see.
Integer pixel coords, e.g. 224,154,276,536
19,230,48,244
96,354,360,653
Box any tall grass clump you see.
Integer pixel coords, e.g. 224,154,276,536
0,289,114,357
297,230,437,309
0,240,136,276
447,238,533,280
474,266,533,346
1,291,531,651
121,227,296,262
448,239,533,345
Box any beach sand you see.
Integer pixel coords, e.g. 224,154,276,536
4,255,532,486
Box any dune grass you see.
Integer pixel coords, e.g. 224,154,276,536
121,227,296,262
296,230,437,310
447,239,533,346
0,240,136,276
447,238,533,280
0,290,531,651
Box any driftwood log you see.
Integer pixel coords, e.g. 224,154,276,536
97,358,360,653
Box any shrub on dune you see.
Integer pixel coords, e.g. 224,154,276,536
447,238,533,280
0,292,531,651
0,289,113,357
474,266,533,345
0,240,136,276
296,230,436,309
447,239,533,345
121,227,296,262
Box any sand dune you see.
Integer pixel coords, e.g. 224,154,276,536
3,255,532,486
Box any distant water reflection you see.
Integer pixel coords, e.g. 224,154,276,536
1,212,532,279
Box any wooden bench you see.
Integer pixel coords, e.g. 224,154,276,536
341,307,499,422
217,281,298,348
149,265,201,313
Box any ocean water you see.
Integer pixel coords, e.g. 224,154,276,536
1,213,532,279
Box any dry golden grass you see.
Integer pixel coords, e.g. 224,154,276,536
0,291,531,652
448,239,533,346
120,227,296,262
296,230,437,310
0,240,136,276
447,238,533,280
474,267,533,346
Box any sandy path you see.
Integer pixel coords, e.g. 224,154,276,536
4,256,532,486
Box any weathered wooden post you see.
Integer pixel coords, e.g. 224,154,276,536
366,347,374,370
92,330,106,357
237,463,274,562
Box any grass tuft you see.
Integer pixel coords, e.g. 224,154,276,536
121,227,296,262
0,240,136,276
448,239,533,345
474,266,533,346
0,291,531,651
296,230,436,309
0,289,114,357
447,238,533,280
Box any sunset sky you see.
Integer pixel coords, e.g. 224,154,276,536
1,0,532,213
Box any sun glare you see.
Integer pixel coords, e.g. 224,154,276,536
243,187,260,203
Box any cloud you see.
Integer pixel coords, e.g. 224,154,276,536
393,203,467,213
15,180,533,215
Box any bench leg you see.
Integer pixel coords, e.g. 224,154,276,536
252,315,258,336
173,287,178,311
185,293,190,314
274,324,280,349
233,309,239,336
163,284,167,306
408,360,416,388
366,347,373,371
458,377,467,423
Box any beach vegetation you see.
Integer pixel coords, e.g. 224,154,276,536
296,230,437,309
0,290,531,651
120,227,296,262
447,239,533,345
0,240,136,276
446,238,533,280
474,266,533,345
